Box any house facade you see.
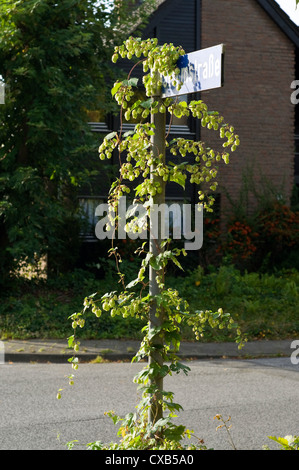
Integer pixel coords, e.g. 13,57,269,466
199,0,298,214
82,0,298,244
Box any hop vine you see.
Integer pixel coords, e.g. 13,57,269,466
58,37,245,450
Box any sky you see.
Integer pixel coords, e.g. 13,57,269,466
274,0,299,25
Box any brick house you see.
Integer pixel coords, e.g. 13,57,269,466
82,0,298,245
198,0,299,215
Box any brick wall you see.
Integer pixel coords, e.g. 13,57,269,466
200,0,295,217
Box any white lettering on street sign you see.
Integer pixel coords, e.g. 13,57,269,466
162,44,224,98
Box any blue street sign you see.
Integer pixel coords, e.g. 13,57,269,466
162,44,224,98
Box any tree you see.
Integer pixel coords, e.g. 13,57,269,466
63,37,245,450
0,0,155,281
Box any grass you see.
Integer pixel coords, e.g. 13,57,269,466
0,264,298,342
0,267,145,341
169,264,299,342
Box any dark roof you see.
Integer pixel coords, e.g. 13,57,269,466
149,0,298,48
255,0,299,47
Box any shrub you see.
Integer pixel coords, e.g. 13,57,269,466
215,201,299,272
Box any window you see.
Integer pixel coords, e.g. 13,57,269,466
79,197,106,241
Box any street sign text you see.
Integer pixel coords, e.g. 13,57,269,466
162,44,224,98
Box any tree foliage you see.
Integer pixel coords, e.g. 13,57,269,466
0,0,156,280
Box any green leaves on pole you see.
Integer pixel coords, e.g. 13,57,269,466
61,36,246,450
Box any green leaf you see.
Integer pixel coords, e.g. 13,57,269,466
160,364,170,377
123,130,135,137
67,335,75,348
152,417,170,430
126,278,139,289
105,131,117,141
268,435,298,449
128,77,139,87
170,361,191,376
170,254,184,271
170,172,186,189
147,325,163,340
130,99,142,111
111,81,122,96
140,98,152,109
122,78,139,87
164,425,186,442
134,182,145,195
149,256,162,271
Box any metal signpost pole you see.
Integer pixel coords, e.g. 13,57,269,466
148,81,166,426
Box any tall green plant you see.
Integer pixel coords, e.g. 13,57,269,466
60,37,245,450
0,0,155,279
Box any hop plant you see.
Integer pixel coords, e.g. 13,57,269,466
58,37,244,452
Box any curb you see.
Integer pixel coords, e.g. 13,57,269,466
3,350,292,364
1,338,295,364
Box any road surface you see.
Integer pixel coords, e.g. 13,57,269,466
0,357,298,450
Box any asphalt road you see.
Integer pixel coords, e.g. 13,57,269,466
0,357,299,451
